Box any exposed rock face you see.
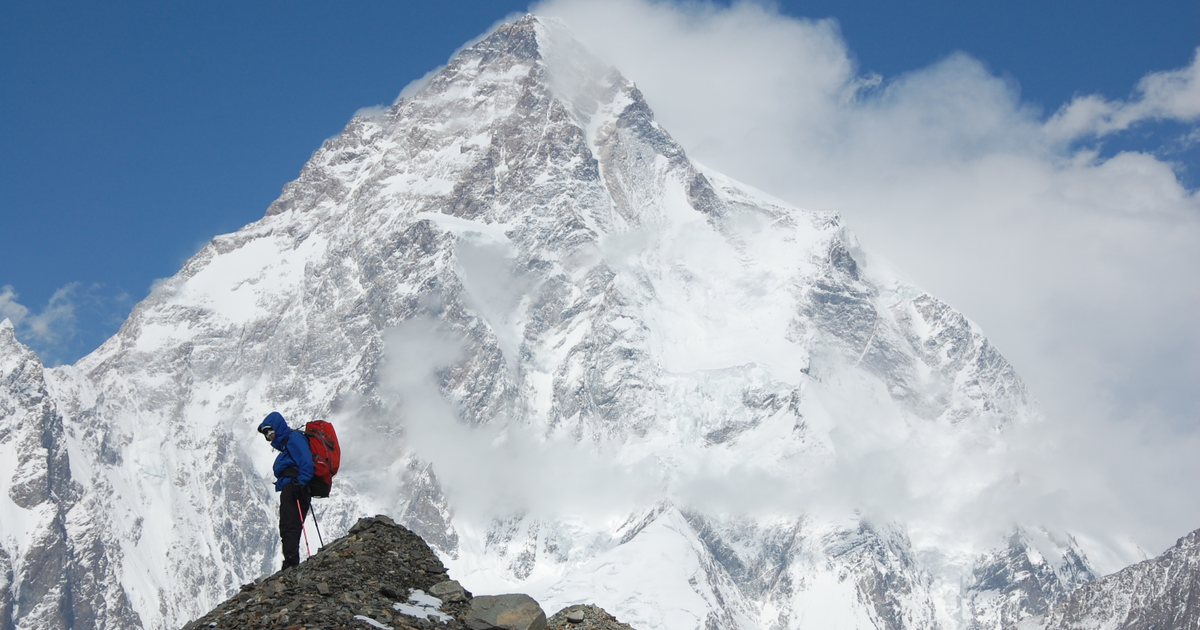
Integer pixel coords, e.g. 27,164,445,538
0,12,1144,630
1017,528,1200,630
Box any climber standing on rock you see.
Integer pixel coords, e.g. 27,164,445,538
257,411,313,570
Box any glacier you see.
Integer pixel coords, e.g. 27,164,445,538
0,14,1146,630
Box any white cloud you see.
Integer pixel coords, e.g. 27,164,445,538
1045,47,1200,141
0,284,79,361
25,284,78,344
529,0,1200,555
376,317,662,523
0,285,31,325
352,104,388,121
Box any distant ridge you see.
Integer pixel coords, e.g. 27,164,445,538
1017,527,1200,630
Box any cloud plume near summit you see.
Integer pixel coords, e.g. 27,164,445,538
351,0,1200,565
532,0,1199,421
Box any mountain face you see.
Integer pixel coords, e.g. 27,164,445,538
0,320,141,629
0,14,1127,630
1018,528,1200,630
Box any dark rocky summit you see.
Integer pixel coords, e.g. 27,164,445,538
181,515,637,630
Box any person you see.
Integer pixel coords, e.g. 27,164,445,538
257,411,314,570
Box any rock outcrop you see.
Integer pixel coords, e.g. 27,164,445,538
182,515,634,630
546,605,636,630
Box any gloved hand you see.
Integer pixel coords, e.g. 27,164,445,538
275,477,294,491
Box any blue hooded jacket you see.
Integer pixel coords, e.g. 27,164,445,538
258,412,314,492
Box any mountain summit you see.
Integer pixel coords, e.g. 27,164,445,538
0,15,1128,630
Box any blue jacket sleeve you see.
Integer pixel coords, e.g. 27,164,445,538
286,431,315,486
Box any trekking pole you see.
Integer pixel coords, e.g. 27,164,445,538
297,499,312,559
311,503,325,548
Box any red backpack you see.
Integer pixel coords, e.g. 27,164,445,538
303,420,340,498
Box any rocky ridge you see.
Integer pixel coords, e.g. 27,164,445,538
182,515,632,630
1016,527,1200,630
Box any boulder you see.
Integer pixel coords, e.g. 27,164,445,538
431,579,470,602
467,594,547,630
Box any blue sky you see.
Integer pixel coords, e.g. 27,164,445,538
1,1,1195,365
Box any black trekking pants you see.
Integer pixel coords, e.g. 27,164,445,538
279,482,312,569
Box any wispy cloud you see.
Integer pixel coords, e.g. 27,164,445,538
0,283,132,366
522,0,1200,556
375,317,662,523
0,285,32,325
25,284,79,346
1045,47,1200,141
0,284,78,360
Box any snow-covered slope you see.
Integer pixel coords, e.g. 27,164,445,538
0,15,1119,630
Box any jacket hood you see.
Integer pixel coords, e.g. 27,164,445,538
258,411,292,441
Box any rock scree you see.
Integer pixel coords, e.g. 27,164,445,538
181,515,638,630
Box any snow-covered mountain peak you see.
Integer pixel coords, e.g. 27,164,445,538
0,14,1103,630
1,318,30,368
